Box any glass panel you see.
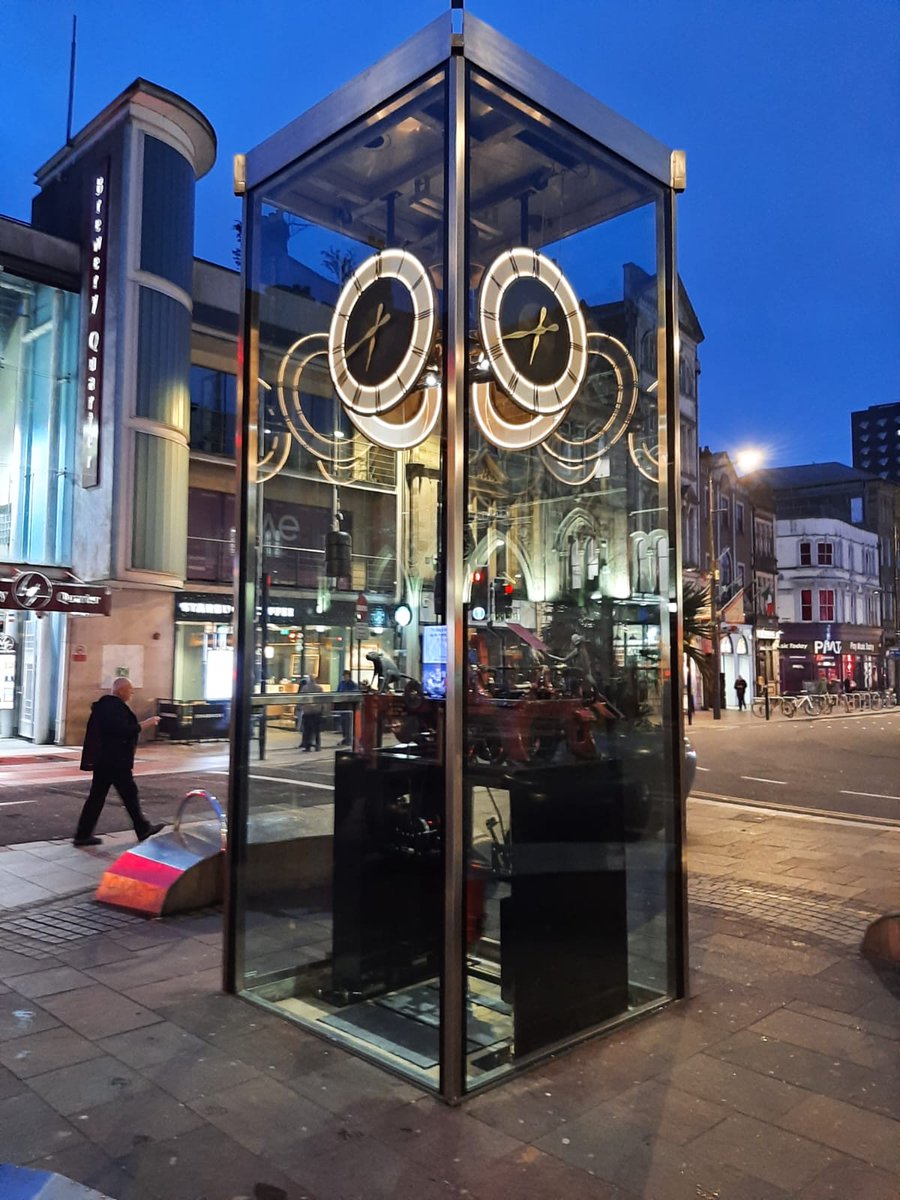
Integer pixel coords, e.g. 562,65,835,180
132,431,188,573
237,71,448,1089
135,287,191,431
141,135,195,292
463,72,674,1088
0,273,79,563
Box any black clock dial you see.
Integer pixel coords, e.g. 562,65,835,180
343,277,415,388
499,277,571,386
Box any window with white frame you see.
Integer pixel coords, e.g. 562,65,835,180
800,541,811,565
817,542,833,565
801,589,812,621
818,589,835,621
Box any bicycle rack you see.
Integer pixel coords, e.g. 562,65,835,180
95,789,226,917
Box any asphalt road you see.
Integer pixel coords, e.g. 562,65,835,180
687,707,900,824
2,709,898,845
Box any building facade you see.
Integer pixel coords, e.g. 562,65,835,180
775,516,882,691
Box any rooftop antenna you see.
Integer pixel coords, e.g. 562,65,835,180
65,14,77,145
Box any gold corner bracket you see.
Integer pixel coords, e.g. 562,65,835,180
670,149,687,192
233,153,247,196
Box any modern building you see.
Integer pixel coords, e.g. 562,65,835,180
852,401,900,485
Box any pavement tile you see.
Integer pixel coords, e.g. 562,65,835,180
84,937,221,991
780,1093,900,1174
0,1061,27,1100
0,1088,84,1163
109,922,194,950
103,1123,308,1200
748,1006,896,1071
594,1078,730,1145
39,983,162,1039
0,950,66,979
0,989,60,1040
159,990,266,1042
211,1022,338,1083
462,1146,634,1200
786,997,899,1042
285,1048,422,1116
684,1112,843,1191
0,1025,105,1078
794,1156,900,1200
98,1020,209,1069
703,1027,895,1111
582,1137,792,1200
27,1052,151,1116
188,1074,334,1155
120,966,224,1010
664,1051,807,1121
696,932,841,978
29,1141,116,1194
54,938,136,969
276,1129,466,1199
465,1069,593,1142
12,965,97,998
139,1039,260,1101
74,1081,207,1157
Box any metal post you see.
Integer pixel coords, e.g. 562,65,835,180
440,49,466,1105
707,472,721,720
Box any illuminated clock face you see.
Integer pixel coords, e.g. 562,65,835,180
328,249,436,416
478,248,588,416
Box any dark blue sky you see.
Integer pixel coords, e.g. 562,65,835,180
2,0,897,468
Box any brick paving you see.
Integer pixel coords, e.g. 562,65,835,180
0,792,897,1199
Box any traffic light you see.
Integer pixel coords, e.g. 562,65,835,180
470,566,489,619
493,577,514,619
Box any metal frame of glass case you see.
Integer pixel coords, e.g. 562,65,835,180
227,9,688,1103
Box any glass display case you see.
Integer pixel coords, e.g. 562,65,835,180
227,10,687,1102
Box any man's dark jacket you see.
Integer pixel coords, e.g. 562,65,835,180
80,695,140,773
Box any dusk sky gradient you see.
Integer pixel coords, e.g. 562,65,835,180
2,0,897,469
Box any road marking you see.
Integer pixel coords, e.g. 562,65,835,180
696,765,711,771
0,800,38,808
841,789,900,802
741,776,787,785
208,770,333,793
692,790,900,830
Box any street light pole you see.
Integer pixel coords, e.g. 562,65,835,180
707,472,722,720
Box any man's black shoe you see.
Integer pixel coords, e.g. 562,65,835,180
73,835,102,847
138,822,165,842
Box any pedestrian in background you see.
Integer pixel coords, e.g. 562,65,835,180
73,677,163,847
335,669,358,746
734,675,747,711
299,675,324,751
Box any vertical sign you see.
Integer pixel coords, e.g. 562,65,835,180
82,162,109,487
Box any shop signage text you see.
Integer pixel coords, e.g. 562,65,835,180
82,165,109,488
0,572,111,616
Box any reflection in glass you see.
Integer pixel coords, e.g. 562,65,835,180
462,73,676,1088
235,72,449,1089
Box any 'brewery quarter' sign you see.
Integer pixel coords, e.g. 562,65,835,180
82,163,109,488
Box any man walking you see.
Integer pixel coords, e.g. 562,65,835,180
73,677,164,847
734,675,748,711
299,675,325,751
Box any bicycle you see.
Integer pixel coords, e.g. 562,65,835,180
781,693,821,718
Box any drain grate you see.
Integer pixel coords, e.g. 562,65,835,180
691,873,878,946
0,898,142,957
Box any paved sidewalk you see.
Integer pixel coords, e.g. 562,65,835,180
1,794,898,1199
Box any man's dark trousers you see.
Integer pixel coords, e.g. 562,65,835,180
75,769,150,841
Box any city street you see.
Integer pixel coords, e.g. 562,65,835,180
2,708,899,845
688,708,900,824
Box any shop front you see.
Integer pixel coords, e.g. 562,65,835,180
778,623,884,694
227,11,687,1101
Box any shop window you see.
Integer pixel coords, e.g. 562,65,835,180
187,488,235,582
799,541,811,565
818,589,835,622
801,589,812,621
817,542,833,566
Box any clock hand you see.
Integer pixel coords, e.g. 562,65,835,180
345,303,392,365
502,306,561,365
